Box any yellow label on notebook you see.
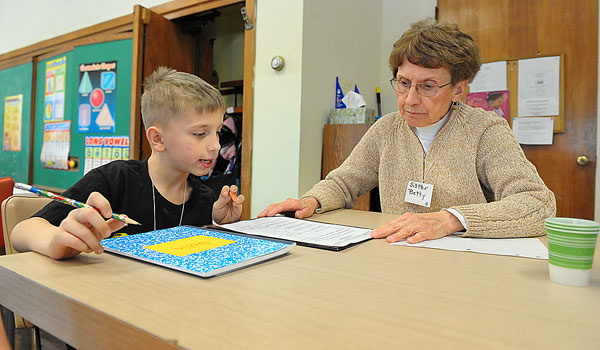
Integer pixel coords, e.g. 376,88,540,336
145,235,235,256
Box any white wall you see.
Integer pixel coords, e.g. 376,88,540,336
250,0,436,216
251,0,383,216
379,0,437,115
251,0,305,215
0,0,165,55
298,0,382,195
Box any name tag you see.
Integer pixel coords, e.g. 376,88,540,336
405,181,434,207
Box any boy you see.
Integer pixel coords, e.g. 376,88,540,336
12,67,243,260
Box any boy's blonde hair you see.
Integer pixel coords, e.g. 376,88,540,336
141,67,225,129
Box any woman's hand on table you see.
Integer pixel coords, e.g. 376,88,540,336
371,210,464,244
258,197,320,219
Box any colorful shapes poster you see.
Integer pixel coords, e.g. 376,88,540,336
78,61,117,133
44,56,66,122
466,90,510,123
84,136,129,174
40,121,70,170
3,94,23,151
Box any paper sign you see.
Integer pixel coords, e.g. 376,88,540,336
469,61,507,93
512,117,554,145
518,56,560,116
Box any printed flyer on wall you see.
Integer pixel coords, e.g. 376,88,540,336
78,61,117,133
3,94,23,151
44,56,66,122
40,121,70,170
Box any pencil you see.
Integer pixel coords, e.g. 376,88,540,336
14,183,141,225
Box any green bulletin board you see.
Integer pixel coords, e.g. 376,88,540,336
33,39,132,189
0,62,33,183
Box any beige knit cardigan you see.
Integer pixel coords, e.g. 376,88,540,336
304,102,556,238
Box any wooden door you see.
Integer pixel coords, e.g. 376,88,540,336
130,5,196,161
437,0,598,219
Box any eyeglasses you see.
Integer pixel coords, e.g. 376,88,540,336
389,78,452,97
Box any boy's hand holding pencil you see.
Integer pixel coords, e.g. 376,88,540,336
14,183,136,258
57,192,128,255
212,185,244,225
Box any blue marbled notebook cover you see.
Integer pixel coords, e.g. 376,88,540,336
101,226,294,277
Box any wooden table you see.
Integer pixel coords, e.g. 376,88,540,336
0,209,599,349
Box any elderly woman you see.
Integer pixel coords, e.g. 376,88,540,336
259,18,556,243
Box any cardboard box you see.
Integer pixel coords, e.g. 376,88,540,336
328,107,376,124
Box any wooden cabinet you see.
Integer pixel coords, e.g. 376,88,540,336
322,123,375,211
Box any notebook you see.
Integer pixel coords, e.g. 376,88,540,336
101,226,295,277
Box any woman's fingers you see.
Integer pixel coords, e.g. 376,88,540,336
371,212,455,243
371,213,411,238
258,198,302,217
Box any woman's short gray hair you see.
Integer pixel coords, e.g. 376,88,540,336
389,18,482,84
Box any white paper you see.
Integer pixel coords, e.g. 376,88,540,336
512,117,554,145
469,61,507,93
393,235,548,259
518,56,560,116
219,216,372,248
341,91,366,108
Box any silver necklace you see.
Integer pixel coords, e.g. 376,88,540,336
148,162,187,231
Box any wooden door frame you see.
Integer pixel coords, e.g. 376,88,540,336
240,0,255,220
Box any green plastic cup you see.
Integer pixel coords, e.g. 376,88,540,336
544,218,599,286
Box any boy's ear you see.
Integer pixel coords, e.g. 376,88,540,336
146,126,166,152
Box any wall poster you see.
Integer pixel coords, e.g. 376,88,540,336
40,121,71,170
84,136,129,174
3,94,23,151
466,90,510,123
78,61,117,133
44,56,67,122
